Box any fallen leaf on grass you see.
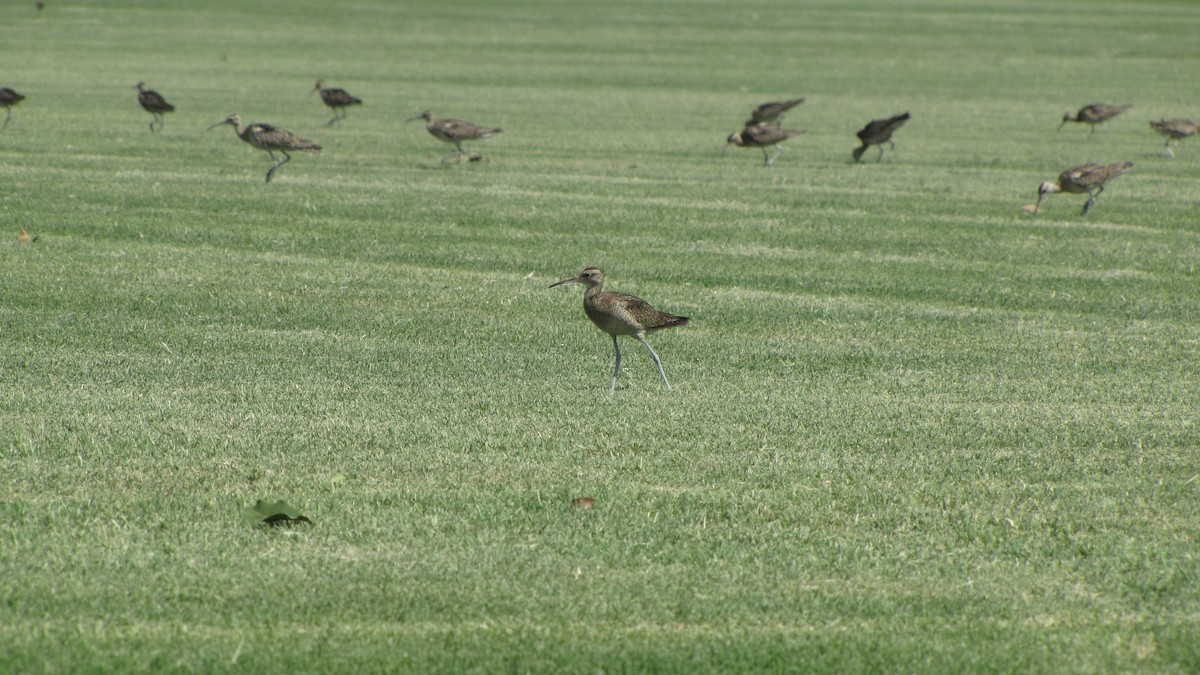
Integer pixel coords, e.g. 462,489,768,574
571,497,597,509
18,229,39,243
243,499,312,526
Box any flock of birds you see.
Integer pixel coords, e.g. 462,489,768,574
3,84,1197,389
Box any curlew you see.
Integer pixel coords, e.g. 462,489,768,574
1,87,25,130
135,82,175,133
1149,118,1198,157
747,97,805,127
312,80,362,126
550,267,689,391
207,114,321,183
406,110,501,162
853,112,910,162
725,122,806,168
1059,103,1132,135
1035,161,1133,216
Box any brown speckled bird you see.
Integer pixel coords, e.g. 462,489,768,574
853,112,910,162
550,267,689,391
726,123,806,168
747,97,805,127
1,87,26,130
407,110,501,162
1149,118,1198,157
1036,161,1133,216
1059,103,1132,135
207,114,321,183
135,82,175,133
312,80,362,126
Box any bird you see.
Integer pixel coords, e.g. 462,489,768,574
18,229,38,243
207,114,321,183
1,87,25,130
134,82,175,133
747,97,805,127
1149,119,1198,157
1059,103,1132,135
725,122,806,168
550,267,689,391
1035,162,1133,216
312,80,362,126
852,112,910,162
406,110,501,162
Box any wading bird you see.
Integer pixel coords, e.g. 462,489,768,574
1149,119,1198,157
208,114,321,183
406,110,501,161
1,88,25,130
312,80,362,126
747,97,805,127
1035,161,1133,216
550,267,689,391
135,82,175,133
725,122,806,168
1059,103,1132,135
853,112,910,162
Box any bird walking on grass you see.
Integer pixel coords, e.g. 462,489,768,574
1,87,26,130
135,82,175,133
312,80,362,126
853,112,910,162
725,123,806,168
1149,119,1198,157
406,110,501,162
550,267,689,392
1059,103,1132,135
208,114,321,183
747,97,805,127
1035,161,1133,216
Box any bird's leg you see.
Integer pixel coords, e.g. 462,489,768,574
1082,185,1103,216
761,146,773,168
634,334,672,392
2,107,11,130
610,335,622,392
876,144,885,162
265,150,291,183
1165,139,1175,157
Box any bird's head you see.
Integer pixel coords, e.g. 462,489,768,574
1034,181,1060,213
134,82,146,91
550,267,605,289
406,110,434,123
311,80,325,95
207,114,241,131
724,131,745,156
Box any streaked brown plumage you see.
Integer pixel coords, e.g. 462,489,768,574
725,123,806,168
853,112,910,162
1036,161,1133,216
312,80,362,126
1149,118,1198,157
406,110,501,161
747,97,805,127
550,267,689,391
135,82,174,133
1,87,25,130
207,114,321,183
1059,103,1132,135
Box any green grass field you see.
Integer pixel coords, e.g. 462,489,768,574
2,0,1199,672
